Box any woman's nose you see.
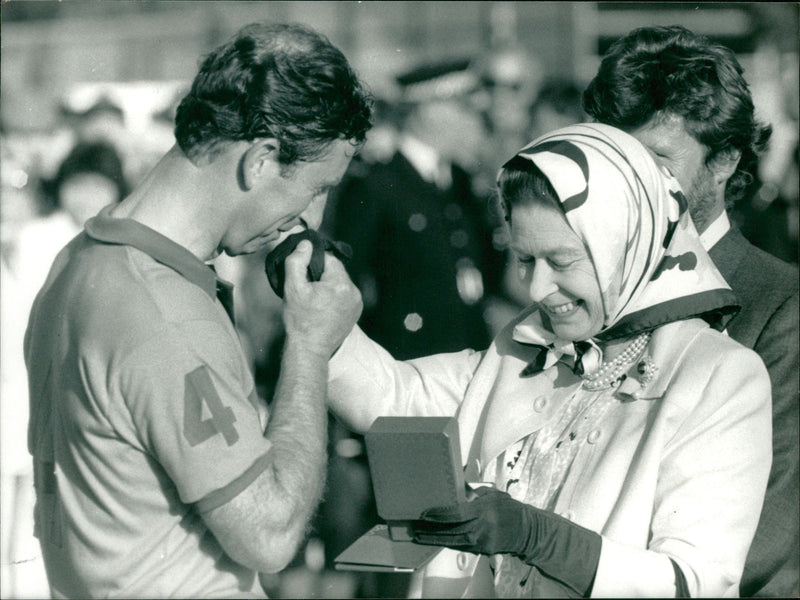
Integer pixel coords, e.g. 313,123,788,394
528,262,558,303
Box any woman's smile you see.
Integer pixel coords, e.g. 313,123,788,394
542,300,582,316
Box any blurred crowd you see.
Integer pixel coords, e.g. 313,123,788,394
1,39,797,599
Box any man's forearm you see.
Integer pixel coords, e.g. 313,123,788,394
261,337,329,528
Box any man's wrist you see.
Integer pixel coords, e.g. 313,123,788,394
282,335,333,366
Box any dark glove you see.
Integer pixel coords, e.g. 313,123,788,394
264,229,352,298
412,486,601,597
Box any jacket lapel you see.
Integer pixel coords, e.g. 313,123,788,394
708,227,748,290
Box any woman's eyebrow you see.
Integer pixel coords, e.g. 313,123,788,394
558,247,585,258
511,245,584,260
537,244,585,259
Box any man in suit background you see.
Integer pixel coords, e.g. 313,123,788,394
583,25,799,597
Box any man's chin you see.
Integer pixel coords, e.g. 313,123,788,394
233,236,282,256
223,231,294,257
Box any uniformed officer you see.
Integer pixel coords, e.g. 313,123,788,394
332,58,503,361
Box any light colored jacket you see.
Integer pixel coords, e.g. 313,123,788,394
328,317,772,597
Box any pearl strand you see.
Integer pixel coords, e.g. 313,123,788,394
581,332,651,391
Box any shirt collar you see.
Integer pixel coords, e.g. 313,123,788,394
399,135,442,183
699,210,730,251
84,205,219,299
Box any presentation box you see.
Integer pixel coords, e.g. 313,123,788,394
334,416,465,572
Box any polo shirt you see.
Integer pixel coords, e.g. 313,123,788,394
24,207,271,598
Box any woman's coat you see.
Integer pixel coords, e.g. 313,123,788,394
327,315,771,597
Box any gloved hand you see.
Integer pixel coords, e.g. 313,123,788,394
412,486,531,555
264,229,352,298
412,486,601,597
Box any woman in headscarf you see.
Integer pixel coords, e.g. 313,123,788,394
326,123,771,597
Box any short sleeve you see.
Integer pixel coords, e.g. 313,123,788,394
118,319,272,510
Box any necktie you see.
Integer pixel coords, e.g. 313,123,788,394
435,160,452,190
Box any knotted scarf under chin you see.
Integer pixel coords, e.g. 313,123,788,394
519,338,602,379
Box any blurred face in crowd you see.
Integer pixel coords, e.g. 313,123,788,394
60,172,122,225
628,114,721,233
510,202,604,341
78,112,127,147
416,99,488,171
220,138,355,256
484,50,540,135
529,105,578,141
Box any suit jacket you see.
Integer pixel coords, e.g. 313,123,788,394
332,152,502,360
328,317,772,597
710,227,800,597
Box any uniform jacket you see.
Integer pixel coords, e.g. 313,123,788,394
332,151,502,359
328,315,772,597
710,227,800,597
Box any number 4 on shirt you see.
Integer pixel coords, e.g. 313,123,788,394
184,366,239,447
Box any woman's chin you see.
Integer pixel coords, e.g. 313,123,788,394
550,322,599,342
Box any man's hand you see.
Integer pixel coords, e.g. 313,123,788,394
282,240,362,358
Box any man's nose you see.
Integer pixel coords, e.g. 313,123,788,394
528,262,557,303
300,195,328,231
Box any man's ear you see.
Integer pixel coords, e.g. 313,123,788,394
241,138,281,190
709,148,741,185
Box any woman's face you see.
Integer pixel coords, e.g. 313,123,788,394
59,173,120,225
510,202,605,341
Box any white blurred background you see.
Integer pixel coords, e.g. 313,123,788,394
1,2,797,598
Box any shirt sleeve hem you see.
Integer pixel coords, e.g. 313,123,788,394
194,447,273,514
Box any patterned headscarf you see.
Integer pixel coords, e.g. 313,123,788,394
504,123,738,350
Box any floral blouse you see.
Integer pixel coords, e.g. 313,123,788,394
486,382,618,597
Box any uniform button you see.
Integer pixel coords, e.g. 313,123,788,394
403,313,423,332
444,203,463,220
456,552,469,570
449,229,469,248
533,396,547,412
408,213,427,232
587,429,601,444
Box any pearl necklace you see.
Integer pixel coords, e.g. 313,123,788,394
581,332,652,391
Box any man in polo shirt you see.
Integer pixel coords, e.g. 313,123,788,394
24,22,372,598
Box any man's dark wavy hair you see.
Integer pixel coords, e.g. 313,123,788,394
582,25,771,205
175,22,373,165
